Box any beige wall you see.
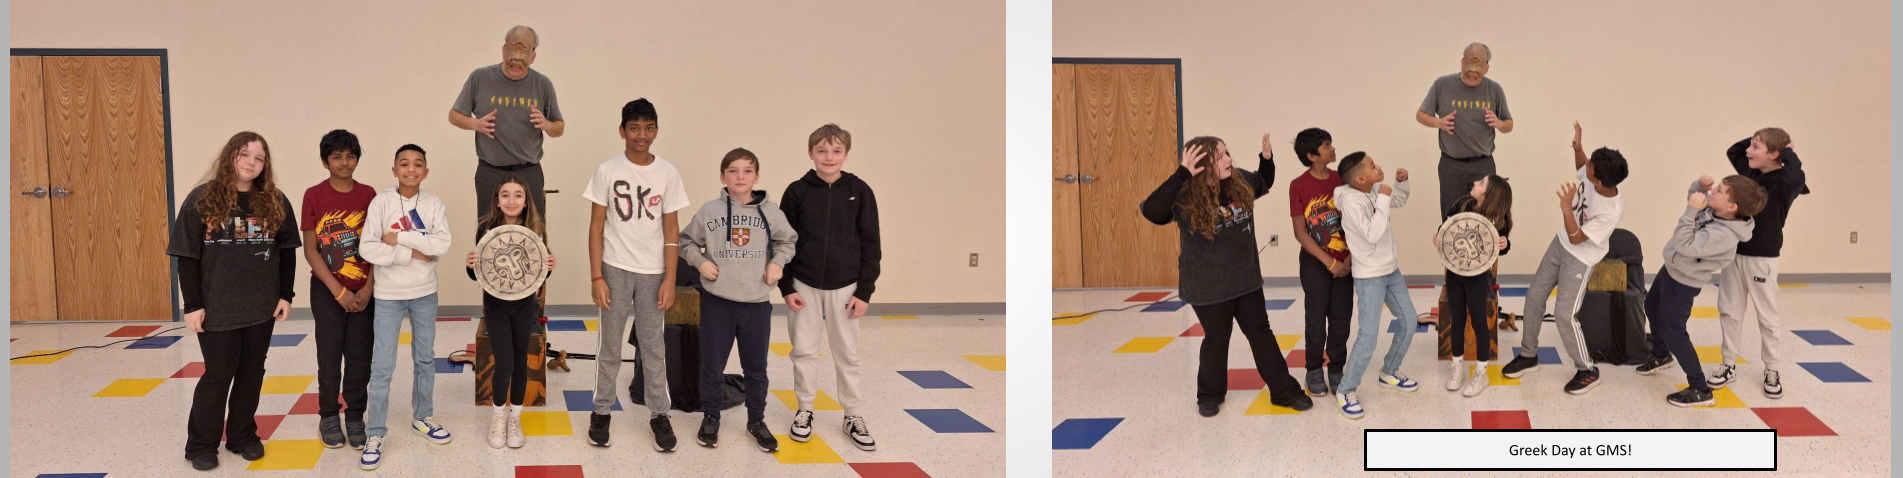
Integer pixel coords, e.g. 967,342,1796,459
15,1,1006,309
1056,1,1889,278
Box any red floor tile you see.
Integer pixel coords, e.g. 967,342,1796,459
224,415,286,441
1751,407,1837,437
851,462,932,478
288,393,323,415
517,465,585,478
107,325,162,337
1125,291,1172,302
172,362,206,379
1180,324,1204,337
1226,368,1266,390
1472,410,1531,429
1283,350,1306,368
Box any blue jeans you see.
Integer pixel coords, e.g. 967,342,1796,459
365,293,438,438
1339,270,1420,393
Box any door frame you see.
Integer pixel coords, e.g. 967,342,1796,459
12,48,179,322
1050,57,1184,288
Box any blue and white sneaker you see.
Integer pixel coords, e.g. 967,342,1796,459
412,417,452,444
1378,372,1419,392
358,436,383,470
1335,391,1364,419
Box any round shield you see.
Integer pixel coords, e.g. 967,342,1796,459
475,224,549,301
1437,212,1500,277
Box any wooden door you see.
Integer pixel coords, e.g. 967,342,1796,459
41,56,173,321
1075,64,1179,288
1052,64,1084,288
11,56,58,321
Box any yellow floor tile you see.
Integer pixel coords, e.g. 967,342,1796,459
773,433,845,464
1847,317,1891,330
770,343,793,356
259,375,316,395
1691,307,1719,318
881,315,920,320
1778,283,1809,288
94,378,167,397
518,411,574,436
246,439,325,470
1113,337,1174,354
11,349,75,365
772,389,843,411
1243,389,1302,415
1487,365,1520,386
1675,384,1748,408
398,332,412,345
1052,312,1098,326
963,355,1006,371
584,320,599,331
1276,334,1301,351
1694,346,1742,364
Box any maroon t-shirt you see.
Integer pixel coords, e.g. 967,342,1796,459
301,180,378,291
1288,170,1349,262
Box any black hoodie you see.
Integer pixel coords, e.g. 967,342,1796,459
778,170,882,302
1726,137,1809,258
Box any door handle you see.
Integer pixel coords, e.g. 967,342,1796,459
20,187,46,198
1080,174,1097,184
52,186,72,198
1054,174,1076,184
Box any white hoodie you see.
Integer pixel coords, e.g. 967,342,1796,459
359,186,453,300
1335,180,1411,279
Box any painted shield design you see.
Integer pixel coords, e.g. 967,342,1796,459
475,224,550,301
1436,212,1500,277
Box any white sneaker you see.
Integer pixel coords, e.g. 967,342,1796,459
843,416,877,451
412,417,452,444
506,405,526,448
1445,360,1465,391
1462,366,1491,397
358,436,384,470
488,405,508,449
789,410,814,443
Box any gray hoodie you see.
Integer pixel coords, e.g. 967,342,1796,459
1662,180,1755,286
681,188,798,303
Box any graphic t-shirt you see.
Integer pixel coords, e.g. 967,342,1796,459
583,154,690,274
451,64,563,167
301,180,377,291
1287,170,1348,262
1419,73,1512,158
1557,165,1625,265
167,187,302,331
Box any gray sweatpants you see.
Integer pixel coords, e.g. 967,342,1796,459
1518,237,1595,371
596,264,670,416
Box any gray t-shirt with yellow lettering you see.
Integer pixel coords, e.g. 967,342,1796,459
1419,73,1510,159
452,64,563,167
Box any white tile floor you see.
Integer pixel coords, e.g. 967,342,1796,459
1053,283,1891,477
10,312,1004,477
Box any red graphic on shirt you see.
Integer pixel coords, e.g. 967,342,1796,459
731,228,751,247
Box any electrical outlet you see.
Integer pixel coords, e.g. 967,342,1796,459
1851,232,1858,244
1269,234,1279,247
970,253,979,267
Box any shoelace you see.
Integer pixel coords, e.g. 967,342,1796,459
1344,391,1359,404
795,412,813,428
847,417,871,436
365,438,383,454
1767,372,1781,386
422,418,443,434
508,414,523,436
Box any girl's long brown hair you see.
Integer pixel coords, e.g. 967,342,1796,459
194,131,286,235
1474,174,1513,233
1177,136,1255,240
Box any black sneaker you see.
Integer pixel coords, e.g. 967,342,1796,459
1327,372,1343,394
1502,355,1542,378
789,410,814,443
236,442,266,461
320,415,346,449
1636,355,1675,375
1564,367,1602,395
345,420,367,450
1197,401,1220,417
650,415,677,452
1305,369,1328,397
190,454,218,471
1763,370,1783,399
587,413,611,447
1667,387,1716,408
697,416,719,447
1708,364,1737,389
1270,393,1314,411
748,421,779,453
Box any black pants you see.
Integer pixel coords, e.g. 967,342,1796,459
185,319,276,459
1438,153,1496,220
1298,254,1353,373
475,162,547,224
311,280,374,421
1445,270,1496,361
1645,266,1707,391
484,294,540,407
1193,288,1303,404
699,293,771,422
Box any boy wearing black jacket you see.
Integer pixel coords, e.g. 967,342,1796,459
779,124,882,452
1710,128,1809,398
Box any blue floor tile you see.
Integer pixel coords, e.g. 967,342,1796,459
898,370,972,389
433,357,465,374
125,336,182,349
905,409,993,433
562,390,622,412
1797,362,1870,383
1510,346,1564,365
1791,330,1852,346
546,320,589,332
1264,299,1296,311
1053,418,1124,450
270,334,306,348
1498,287,1528,297
1141,301,1188,312
1387,320,1431,333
